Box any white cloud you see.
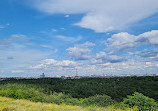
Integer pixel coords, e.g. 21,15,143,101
51,29,57,32
66,42,95,60
0,23,10,29
60,28,65,30
56,35,82,43
134,49,158,62
107,30,158,53
12,70,25,73
75,42,95,47
0,34,28,49
135,49,158,58
92,52,126,64
139,30,158,46
11,34,27,40
107,32,138,53
6,23,10,26
30,0,158,32
32,59,78,69
64,14,70,18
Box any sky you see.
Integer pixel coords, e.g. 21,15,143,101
0,0,158,77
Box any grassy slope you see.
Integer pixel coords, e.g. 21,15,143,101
0,96,137,111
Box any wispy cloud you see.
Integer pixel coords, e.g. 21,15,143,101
64,15,70,18
0,34,28,49
0,25,4,29
56,35,82,43
0,23,10,29
30,0,158,32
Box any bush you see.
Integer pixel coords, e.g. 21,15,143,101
65,98,81,105
0,83,81,105
0,83,46,102
86,94,115,107
122,92,158,111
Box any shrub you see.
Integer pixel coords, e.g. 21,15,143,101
0,83,45,102
86,94,115,107
122,92,158,111
65,98,81,105
50,92,72,104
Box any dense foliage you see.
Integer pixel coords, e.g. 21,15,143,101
0,76,158,102
122,92,157,111
0,83,115,107
86,94,115,107
0,76,158,110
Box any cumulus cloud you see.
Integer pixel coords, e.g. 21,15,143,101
29,0,158,32
107,30,158,53
66,42,95,60
107,32,138,53
135,49,158,58
134,49,158,61
32,59,78,69
56,35,82,43
138,30,158,46
92,52,126,64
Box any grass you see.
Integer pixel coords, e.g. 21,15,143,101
0,96,137,111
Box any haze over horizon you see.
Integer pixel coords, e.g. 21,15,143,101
0,0,158,77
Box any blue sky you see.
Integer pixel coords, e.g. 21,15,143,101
0,0,158,77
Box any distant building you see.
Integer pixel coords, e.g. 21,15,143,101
40,73,45,78
60,76,81,79
71,76,81,79
61,76,67,79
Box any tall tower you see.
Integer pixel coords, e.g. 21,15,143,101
40,73,45,78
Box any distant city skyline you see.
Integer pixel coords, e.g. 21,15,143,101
0,0,158,77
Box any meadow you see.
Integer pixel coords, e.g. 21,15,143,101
0,96,137,111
